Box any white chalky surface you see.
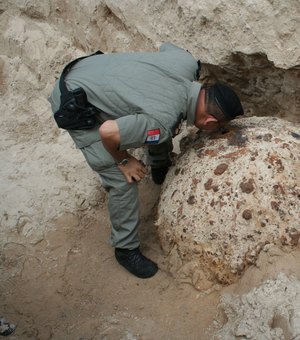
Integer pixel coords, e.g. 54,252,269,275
218,273,300,340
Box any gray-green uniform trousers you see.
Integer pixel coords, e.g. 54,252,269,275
49,43,201,250
69,127,172,250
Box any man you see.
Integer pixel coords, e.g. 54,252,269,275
49,43,244,279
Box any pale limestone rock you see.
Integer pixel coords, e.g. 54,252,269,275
104,0,300,69
157,117,300,287
2,0,300,122
218,273,300,340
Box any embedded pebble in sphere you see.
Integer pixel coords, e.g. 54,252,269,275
156,117,300,289
242,209,252,220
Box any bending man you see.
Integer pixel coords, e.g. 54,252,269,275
49,43,244,279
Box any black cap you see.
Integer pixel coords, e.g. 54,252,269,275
213,82,244,120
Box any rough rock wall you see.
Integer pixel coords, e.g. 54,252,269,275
218,273,300,339
2,0,300,122
0,1,106,246
6,0,299,67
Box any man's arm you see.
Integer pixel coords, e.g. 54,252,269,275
99,120,147,183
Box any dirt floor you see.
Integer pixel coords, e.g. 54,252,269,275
2,170,300,339
1,174,221,340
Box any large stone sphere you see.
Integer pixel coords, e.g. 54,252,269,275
157,117,300,289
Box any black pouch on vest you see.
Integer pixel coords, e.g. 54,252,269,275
54,51,104,130
54,87,101,130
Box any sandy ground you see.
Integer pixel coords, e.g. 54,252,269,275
1,176,222,340
2,170,300,339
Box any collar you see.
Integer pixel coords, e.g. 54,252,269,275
186,82,202,126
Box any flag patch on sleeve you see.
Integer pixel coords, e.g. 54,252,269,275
145,129,160,144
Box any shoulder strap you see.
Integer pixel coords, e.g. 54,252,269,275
196,60,201,81
59,50,104,97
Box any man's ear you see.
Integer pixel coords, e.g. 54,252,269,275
204,115,218,124
200,114,220,131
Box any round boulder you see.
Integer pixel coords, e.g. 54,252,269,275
156,117,300,289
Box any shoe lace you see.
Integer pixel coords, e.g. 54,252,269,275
128,249,147,266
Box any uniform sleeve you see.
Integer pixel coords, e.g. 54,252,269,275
116,114,171,151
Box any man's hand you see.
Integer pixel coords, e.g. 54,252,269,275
99,120,147,183
118,156,147,183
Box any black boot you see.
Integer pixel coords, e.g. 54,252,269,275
151,166,169,185
115,247,158,278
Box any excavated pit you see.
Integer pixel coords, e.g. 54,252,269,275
1,1,300,338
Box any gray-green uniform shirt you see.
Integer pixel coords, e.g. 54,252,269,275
49,43,202,249
49,43,201,152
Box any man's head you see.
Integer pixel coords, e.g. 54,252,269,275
194,82,244,131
